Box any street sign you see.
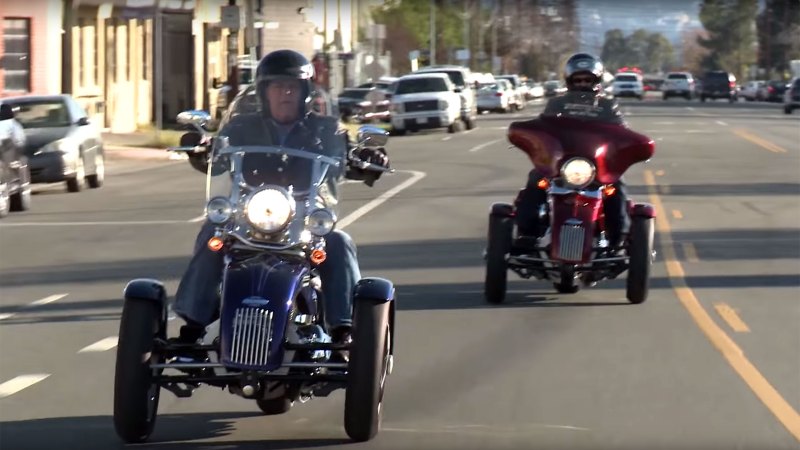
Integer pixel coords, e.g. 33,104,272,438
221,5,241,31
456,49,470,61
408,50,420,60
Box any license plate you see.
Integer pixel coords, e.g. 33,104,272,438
416,117,428,124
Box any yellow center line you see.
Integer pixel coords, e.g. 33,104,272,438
643,169,800,441
714,302,752,333
732,129,788,153
672,209,683,219
681,242,700,263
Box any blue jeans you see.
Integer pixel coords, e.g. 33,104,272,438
173,221,360,330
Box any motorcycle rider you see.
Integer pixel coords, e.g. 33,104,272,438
173,49,389,358
514,53,630,251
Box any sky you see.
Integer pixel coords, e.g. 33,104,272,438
575,0,703,54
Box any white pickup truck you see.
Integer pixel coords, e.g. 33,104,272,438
389,73,463,135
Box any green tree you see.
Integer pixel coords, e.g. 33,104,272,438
757,0,800,79
644,32,675,73
601,29,674,73
601,29,627,71
698,0,758,78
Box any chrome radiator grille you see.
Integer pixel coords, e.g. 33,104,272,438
558,224,585,261
230,308,273,366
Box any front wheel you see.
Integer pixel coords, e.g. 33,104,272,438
344,300,391,442
484,214,512,303
256,396,293,415
113,298,164,443
626,217,655,304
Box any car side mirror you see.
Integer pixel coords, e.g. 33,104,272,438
76,117,90,126
0,104,14,121
454,87,462,93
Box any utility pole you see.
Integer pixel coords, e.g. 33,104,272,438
430,1,436,65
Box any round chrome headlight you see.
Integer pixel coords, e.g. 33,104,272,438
307,209,336,236
245,188,295,233
206,197,233,224
560,157,596,188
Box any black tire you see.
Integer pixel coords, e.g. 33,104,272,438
0,183,9,218
113,298,164,443
554,266,579,294
447,122,459,133
626,217,655,304
87,153,104,188
256,396,293,415
344,300,391,442
463,116,476,130
391,128,406,136
785,106,793,115
66,156,85,193
9,184,31,212
484,214,512,304
700,96,706,103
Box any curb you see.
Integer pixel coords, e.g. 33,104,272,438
104,145,187,161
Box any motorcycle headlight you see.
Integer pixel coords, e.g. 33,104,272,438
307,208,336,236
244,188,295,233
206,196,233,224
560,157,596,188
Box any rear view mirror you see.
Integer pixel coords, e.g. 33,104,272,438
76,117,90,126
177,110,211,127
356,125,389,147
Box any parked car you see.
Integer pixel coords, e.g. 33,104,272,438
2,94,104,193
784,77,800,114
741,80,766,101
758,80,789,103
662,72,695,100
389,73,462,135
337,88,390,123
611,72,644,100
543,80,567,97
0,102,31,217
413,65,478,129
476,80,514,113
495,74,526,110
526,81,544,99
699,70,738,102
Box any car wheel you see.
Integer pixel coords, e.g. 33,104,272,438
784,106,792,114
66,155,85,193
87,153,105,188
9,182,31,212
0,183,9,218
391,128,406,136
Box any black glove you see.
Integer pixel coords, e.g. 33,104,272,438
348,147,390,187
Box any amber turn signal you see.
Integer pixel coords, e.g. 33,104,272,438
310,249,327,265
207,236,224,252
603,185,616,196
537,178,550,189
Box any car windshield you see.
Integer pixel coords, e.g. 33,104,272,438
544,81,560,88
340,89,369,99
421,70,465,88
7,100,71,128
395,78,449,94
667,74,688,79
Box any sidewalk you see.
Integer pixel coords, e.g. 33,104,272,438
102,130,184,161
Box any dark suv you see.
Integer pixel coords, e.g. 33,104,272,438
700,71,738,102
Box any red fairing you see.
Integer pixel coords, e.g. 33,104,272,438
507,116,655,184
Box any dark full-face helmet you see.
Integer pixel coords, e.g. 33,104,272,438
563,53,604,93
255,49,315,119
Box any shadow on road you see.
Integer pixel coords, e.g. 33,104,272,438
0,412,348,450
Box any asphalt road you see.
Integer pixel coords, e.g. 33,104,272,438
0,98,798,450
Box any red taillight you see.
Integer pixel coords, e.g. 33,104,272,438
729,81,736,88
495,92,503,97
768,86,775,93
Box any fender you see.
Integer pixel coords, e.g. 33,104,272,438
220,256,308,370
353,277,396,355
490,202,514,218
631,202,656,218
123,278,167,305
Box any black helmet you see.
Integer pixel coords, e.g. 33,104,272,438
563,53,604,93
255,49,315,118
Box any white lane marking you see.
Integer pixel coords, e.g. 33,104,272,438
27,294,68,307
686,106,695,111
653,121,675,125
337,170,426,230
0,374,50,399
716,120,728,126
0,313,15,321
189,214,205,222
442,136,452,141
78,336,118,353
464,127,479,133
468,138,503,153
